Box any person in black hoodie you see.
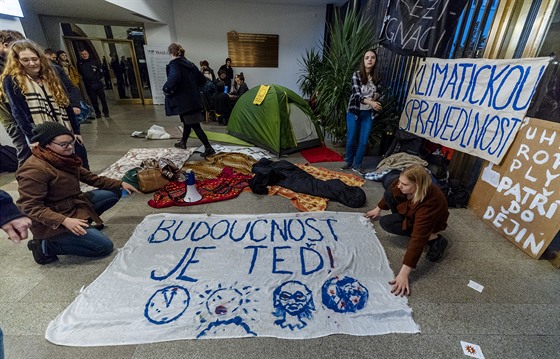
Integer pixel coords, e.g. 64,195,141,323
162,43,215,156
77,49,109,118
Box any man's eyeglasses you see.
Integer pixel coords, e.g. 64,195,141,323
19,57,40,64
51,139,76,149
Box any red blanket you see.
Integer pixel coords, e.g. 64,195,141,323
148,168,252,208
300,144,343,163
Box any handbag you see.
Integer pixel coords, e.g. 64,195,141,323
137,168,169,193
122,167,142,189
159,158,185,181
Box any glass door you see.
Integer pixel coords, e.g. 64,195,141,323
100,39,144,104
63,37,147,104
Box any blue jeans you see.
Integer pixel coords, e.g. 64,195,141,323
345,110,373,169
42,188,121,258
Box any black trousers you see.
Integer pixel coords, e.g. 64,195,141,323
85,84,109,116
379,186,413,237
180,120,211,148
74,141,90,170
2,119,31,166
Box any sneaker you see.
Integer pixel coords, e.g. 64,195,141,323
340,163,352,170
104,113,110,118
426,234,448,262
27,240,59,265
352,167,366,175
174,140,187,149
201,146,216,157
96,114,102,119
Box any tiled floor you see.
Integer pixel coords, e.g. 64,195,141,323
0,102,558,358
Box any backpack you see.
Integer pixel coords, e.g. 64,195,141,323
383,129,425,158
445,179,470,208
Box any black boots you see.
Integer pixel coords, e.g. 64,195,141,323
27,240,58,265
174,140,215,156
426,234,448,262
174,140,187,149
201,146,216,157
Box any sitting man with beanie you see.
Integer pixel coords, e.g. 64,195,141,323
16,122,139,264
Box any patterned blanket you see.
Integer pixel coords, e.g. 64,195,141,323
268,164,366,212
148,168,252,208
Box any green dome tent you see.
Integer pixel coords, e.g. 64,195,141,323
227,84,323,155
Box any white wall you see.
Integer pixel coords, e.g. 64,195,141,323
106,0,174,23
0,15,25,35
170,0,326,95
16,1,47,46
145,22,174,47
107,0,176,44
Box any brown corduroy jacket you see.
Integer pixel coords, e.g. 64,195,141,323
16,155,121,240
378,180,449,268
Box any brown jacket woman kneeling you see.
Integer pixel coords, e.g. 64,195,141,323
365,164,449,297
16,122,139,264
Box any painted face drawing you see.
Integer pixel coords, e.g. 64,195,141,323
196,285,258,338
272,281,315,330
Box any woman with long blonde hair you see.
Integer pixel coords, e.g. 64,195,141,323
365,164,450,296
1,39,86,163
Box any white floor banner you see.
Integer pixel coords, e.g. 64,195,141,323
46,212,420,346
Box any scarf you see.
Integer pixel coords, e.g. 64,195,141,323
59,60,71,75
32,145,83,173
31,145,103,225
23,76,73,132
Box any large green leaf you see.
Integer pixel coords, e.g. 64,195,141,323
314,8,377,142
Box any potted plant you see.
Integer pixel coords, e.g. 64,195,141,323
311,8,376,143
297,48,322,100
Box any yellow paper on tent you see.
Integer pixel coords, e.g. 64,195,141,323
253,85,270,105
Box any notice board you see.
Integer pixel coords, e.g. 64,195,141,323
470,118,560,258
227,32,278,68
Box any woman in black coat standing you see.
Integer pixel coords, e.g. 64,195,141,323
162,43,215,156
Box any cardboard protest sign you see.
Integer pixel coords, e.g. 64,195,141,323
46,212,419,346
380,0,468,57
400,57,549,164
470,118,560,258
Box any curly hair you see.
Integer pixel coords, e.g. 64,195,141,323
0,29,24,46
0,39,69,107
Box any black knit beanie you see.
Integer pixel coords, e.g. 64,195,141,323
30,122,74,146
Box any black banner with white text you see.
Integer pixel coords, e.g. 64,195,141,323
380,0,469,57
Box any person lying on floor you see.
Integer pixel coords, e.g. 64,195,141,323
16,122,139,264
365,164,449,296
